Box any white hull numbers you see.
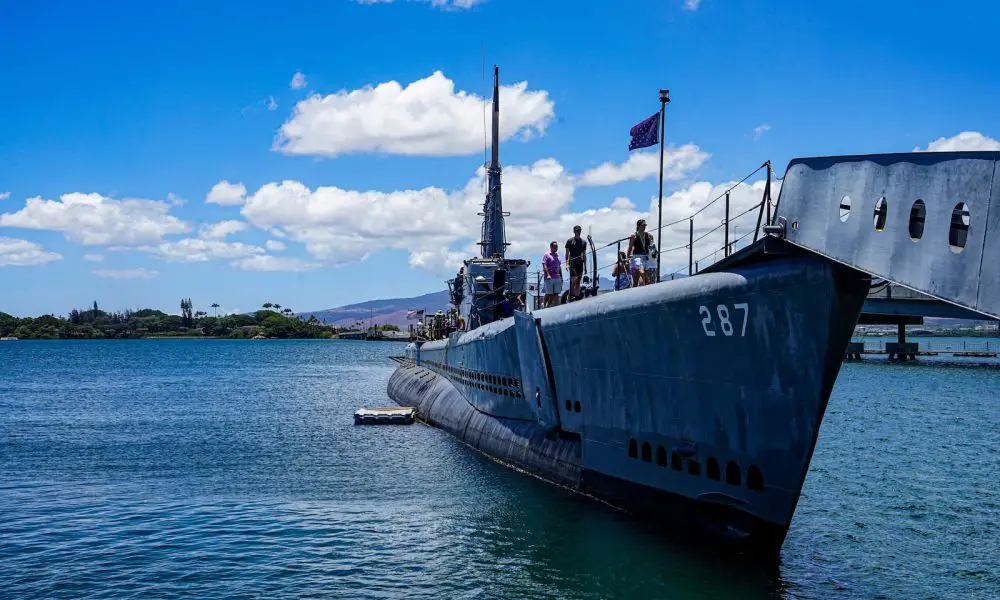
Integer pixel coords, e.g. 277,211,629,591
699,303,749,337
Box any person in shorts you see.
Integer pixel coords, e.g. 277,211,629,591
542,241,563,307
612,251,631,290
565,225,587,301
627,219,654,287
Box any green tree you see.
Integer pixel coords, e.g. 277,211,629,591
180,298,194,328
211,303,220,316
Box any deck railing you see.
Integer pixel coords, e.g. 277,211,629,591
523,160,776,308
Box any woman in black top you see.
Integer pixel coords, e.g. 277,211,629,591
627,219,653,286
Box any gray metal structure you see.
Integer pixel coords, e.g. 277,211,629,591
773,151,1000,320
480,66,507,261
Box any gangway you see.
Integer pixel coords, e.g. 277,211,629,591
769,151,1000,320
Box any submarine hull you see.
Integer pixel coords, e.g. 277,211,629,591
388,246,870,560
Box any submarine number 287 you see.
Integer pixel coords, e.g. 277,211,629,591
699,303,749,337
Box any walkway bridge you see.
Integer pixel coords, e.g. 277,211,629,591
771,151,1000,322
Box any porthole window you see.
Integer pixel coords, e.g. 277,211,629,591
726,461,742,486
873,196,888,231
671,452,682,471
573,401,581,413
747,465,764,491
641,442,652,463
565,399,571,411
949,202,970,253
688,460,701,476
628,439,638,459
707,457,720,481
656,446,667,467
839,195,852,222
909,199,926,241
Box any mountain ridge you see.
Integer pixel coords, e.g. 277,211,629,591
298,289,451,328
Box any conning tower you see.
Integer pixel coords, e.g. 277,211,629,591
480,65,509,260
446,66,528,332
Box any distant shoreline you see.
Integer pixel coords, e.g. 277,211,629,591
1,335,408,342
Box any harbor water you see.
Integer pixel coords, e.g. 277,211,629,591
1,339,998,599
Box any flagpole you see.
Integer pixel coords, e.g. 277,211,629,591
656,89,670,283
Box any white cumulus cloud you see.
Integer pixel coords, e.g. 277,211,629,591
274,70,554,157
0,193,188,246
578,144,710,186
230,255,319,272
205,181,248,206
237,141,731,276
0,192,10,201
684,0,703,10
266,240,287,251
0,237,62,267
83,253,104,262
290,71,307,90
915,131,1000,152
199,220,248,240
138,238,265,263
92,268,159,279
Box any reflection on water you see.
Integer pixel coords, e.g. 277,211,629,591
0,340,997,599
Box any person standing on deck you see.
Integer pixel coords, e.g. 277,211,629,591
627,219,654,287
565,225,587,301
542,241,563,308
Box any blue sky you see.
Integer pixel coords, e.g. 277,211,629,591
2,0,999,317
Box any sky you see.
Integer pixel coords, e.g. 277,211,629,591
2,0,1000,317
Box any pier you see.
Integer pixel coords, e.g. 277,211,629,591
353,406,415,425
848,283,999,361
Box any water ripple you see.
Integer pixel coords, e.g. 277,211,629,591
0,340,998,599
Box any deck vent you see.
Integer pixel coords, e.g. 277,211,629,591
707,457,720,481
671,452,683,471
726,461,742,486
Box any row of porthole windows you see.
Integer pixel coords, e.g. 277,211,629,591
838,195,971,253
423,360,521,389
420,359,524,398
628,438,764,492
563,399,582,413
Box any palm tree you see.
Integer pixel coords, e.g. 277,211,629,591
274,304,282,311
211,303,220,316
262,302,273,310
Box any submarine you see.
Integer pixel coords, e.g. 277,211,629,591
388,66,898,560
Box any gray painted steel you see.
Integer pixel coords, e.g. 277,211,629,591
513,311,561,432
390,248,870,559
774,151,1000,319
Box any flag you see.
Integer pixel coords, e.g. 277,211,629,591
406,309,424,320
628,110,660,151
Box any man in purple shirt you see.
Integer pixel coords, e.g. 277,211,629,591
542,241,562,308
